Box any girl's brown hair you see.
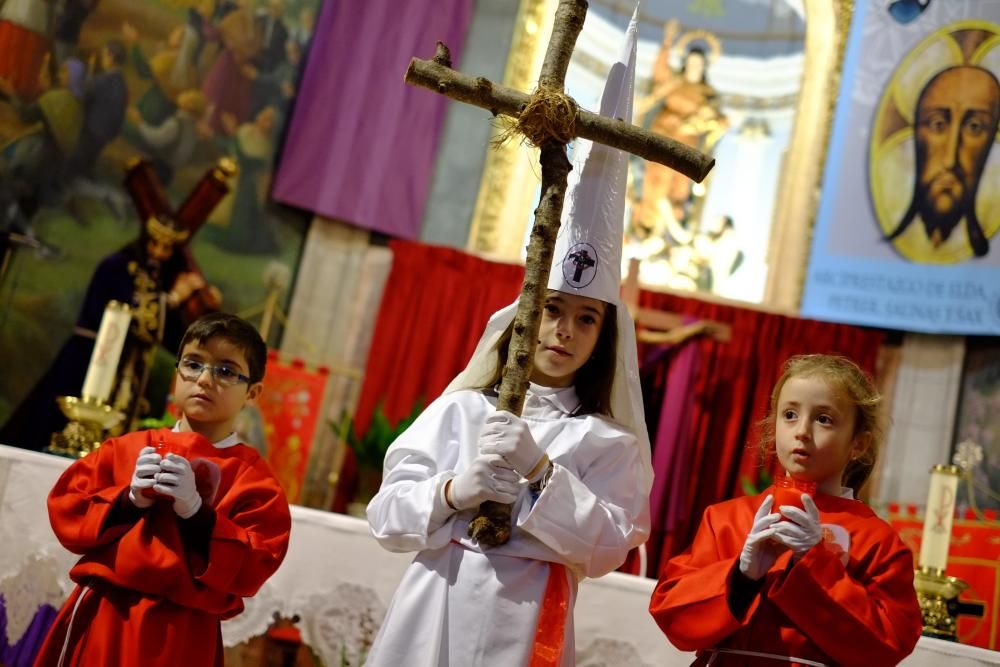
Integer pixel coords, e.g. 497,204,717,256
478,301,618,418
758,354,884,495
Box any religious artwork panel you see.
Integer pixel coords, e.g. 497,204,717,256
801,1,1000,334
953,340,1000,514
0,0,323,443
482,0,808,304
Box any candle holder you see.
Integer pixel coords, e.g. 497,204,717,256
47,396,125,458
913,566,985,640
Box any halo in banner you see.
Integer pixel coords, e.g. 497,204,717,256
870,21,1000,264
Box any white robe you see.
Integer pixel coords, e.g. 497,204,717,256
365,384,651,666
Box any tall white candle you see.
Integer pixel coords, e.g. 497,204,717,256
919,464,962,572
81,301,132,404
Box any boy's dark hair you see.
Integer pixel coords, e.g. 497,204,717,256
178,312,268,384
479,302,618,418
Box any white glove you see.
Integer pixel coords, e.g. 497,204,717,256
447,454,521,511
738,495,785,581
129,446,161,509
773,494,823,560
478,411,547,480
154,454,203,519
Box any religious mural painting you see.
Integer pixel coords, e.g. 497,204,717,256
953,340,1000,514
562,0,806,303
0,0,322,433
802,0,1000,334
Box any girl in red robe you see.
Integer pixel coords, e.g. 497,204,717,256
33,313,292,667
650,354,923,666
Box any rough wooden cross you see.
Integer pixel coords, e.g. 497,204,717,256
405,0,714,546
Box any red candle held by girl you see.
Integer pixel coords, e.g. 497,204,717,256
772,474,817,517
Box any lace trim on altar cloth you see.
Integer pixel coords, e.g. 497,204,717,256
0,555,73,647
221,580,386,665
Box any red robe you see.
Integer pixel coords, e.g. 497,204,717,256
33,428,292,667
649,490,923,666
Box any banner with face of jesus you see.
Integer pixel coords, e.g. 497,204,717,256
802,1,1000,334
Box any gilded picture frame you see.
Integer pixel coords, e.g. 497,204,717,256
466,0,854,313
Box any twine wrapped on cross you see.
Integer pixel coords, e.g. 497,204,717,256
495,87,579,148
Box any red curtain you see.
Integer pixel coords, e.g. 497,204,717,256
332,240,524,511
636,291,884,577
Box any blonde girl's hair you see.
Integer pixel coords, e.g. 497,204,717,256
758,354,884,495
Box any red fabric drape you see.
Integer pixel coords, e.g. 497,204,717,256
636,291,884,578
332,240,523,512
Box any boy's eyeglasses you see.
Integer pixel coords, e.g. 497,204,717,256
176,357,251,387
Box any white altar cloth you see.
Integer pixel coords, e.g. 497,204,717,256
1,444,997,665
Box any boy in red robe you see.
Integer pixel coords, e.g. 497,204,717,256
650,354,923,666
34,312,292,667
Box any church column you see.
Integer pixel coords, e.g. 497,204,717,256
281,219,393,509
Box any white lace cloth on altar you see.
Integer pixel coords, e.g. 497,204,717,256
0,451,77,647
2,445,995,666
222,580,386,665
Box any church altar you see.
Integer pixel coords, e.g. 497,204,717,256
1,444,997,666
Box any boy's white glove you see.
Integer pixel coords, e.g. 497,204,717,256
739,495,784,581
129,446,161,509
154,454,203,519
478,411,547,480
447,455,520,511
773,494,823,560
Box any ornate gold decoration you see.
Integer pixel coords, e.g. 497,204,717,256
914,566,973,640
673,28,722,63
145,216,190,245
131,268,162,345
765,0,854,310
47,396,125,458
215,157,239,179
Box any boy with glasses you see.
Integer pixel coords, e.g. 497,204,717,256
34,313,291,667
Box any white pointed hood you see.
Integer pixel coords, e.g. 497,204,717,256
549,9,637,301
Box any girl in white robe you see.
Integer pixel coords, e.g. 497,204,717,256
366,11,650,665
365,289,652,667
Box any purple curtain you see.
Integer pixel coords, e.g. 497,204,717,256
642,337,702,577
272,0,475,239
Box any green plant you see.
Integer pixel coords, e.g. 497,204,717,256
137,407,178,430
741,467,773,497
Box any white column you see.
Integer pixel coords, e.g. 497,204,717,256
876,334,965,507
281,218,392,508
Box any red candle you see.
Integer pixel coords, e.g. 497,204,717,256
141,436,190,499
772,475,817,518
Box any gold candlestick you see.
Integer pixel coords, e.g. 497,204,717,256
47,396,125,458
913,464,985,640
